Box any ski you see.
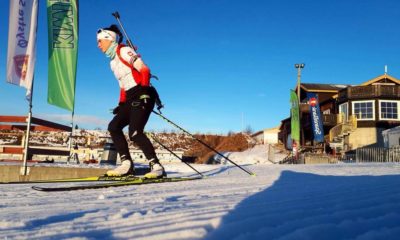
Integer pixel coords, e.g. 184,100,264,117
1,175,142,184
31,176,203,192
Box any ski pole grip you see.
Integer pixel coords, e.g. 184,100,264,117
112,11,120,19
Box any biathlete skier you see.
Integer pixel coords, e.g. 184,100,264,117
97,24,166,179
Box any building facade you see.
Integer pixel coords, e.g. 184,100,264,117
279,74,400,154
251,127,280,145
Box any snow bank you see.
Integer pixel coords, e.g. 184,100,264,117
226,144,270,164
214,144,285,164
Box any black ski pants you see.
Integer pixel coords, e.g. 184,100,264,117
108,95,157,162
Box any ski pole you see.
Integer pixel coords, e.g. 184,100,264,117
111,11,136,50
146,132,204,177
152,110,256,176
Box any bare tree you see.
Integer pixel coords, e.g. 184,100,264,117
227,130,235,136
244,125,254,135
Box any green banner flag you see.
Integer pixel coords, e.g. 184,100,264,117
47,0,78,111
290,90,300,143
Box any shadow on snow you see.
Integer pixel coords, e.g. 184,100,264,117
205,170,400,240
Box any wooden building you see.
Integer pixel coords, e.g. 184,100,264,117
279,74,400,154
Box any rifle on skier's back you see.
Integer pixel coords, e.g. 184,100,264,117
112,11,164,113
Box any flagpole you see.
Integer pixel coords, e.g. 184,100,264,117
68,111,74,164
6,0,38,176
22,78,34,176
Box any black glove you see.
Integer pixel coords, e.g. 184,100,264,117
112,103,124,115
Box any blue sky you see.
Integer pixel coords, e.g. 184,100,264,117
1,0,400,134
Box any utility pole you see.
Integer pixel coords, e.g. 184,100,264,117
295,63,305,103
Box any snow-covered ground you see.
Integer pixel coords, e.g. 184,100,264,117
1,162,400,240
216,144,287,164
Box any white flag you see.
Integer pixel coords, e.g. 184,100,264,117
6,0,38,100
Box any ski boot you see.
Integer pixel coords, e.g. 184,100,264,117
144,159,166,179
106,156,135,177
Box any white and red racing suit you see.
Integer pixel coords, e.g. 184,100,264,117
110,44,151,103
107,44,158,162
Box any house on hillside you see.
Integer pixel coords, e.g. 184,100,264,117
279,73,400,154
252,127,280,144
332,74,400,151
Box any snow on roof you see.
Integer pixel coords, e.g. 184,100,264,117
301,83,350,92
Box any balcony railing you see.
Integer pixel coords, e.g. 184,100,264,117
338,85,400,102
322,114,338,126
322,113,349,126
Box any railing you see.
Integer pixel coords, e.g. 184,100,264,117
0,115,72,159
279,155,296,164
329,115,357,142
355,146,400,163
338,85,400,102
329,124,343,142
322,114,338,126
278,147,400,164
322,113,353,127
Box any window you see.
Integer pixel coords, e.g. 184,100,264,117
352,101,375,120
339,103,348,121
379,100,400,121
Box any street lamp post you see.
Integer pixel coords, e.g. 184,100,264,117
294,63,305,103
294,63,305,160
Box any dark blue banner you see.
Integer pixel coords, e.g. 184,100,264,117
307,93,324,143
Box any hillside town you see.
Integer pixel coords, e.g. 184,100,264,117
0,127,264,164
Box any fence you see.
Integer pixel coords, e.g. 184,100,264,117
355,146,400,163
278,146,400,164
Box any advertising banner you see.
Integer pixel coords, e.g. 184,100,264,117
307,92,325,143
47,0,79,111
6,0,39,99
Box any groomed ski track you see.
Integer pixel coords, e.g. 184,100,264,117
1,163,400,239
31,176,203,192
